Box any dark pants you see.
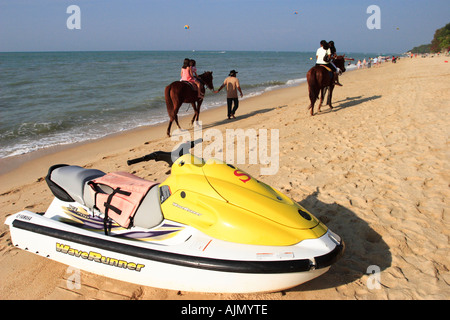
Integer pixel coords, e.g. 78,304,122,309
227,98,239,118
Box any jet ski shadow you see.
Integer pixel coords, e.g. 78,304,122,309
288,189,392,292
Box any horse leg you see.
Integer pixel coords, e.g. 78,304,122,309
327,85,335,109
165,85,173,137
308,89,317,116
318,88,326,113
307,69,320,116
174,114,181,130
166,112,181,137
190,102,198,126
167,120,173,137
165,85,183,137
171,90,183,131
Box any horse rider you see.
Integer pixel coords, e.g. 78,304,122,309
328,41,343,86
181,58,204,99
315,40,342,86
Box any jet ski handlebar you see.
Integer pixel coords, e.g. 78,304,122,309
127,139,202,166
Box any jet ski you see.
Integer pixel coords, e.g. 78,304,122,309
5,139,344,293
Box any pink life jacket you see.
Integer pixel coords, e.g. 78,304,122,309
88,172,157,233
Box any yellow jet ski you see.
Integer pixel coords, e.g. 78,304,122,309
5,140,344,293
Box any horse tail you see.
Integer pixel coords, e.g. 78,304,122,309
165,84,174,119
307,68,319,104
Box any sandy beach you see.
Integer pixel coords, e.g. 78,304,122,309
0,56,449,300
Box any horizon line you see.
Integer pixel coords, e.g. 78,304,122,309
0,49,405,55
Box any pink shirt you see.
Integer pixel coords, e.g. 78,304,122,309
181,67,195,83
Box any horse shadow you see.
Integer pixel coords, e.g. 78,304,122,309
201,105,288,130
287,189,392,292
318,95,382,115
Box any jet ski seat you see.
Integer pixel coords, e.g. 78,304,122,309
46,165,164,230
46,164,106,205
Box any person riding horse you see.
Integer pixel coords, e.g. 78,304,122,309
180,58,204,99
328,41,343,86
165,70,214,136
307,48,346,116
315,40,343,86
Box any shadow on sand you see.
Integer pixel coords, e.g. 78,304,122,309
317,95,382,115
201,105,288,130
288,189,392,292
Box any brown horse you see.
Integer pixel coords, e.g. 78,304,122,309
306,55,346,116
165,71,214,137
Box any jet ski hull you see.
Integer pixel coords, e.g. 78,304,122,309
6,208,344,293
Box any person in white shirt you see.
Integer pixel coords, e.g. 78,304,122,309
316,40,342,86
316,40,332,66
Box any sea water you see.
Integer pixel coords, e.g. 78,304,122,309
0,50,390,158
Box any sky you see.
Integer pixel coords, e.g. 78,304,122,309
0,0,449,53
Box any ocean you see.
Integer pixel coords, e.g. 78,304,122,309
0,50,390,159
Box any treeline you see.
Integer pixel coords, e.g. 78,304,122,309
409,22,450,53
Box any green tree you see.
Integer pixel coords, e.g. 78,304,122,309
430,23,450,52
